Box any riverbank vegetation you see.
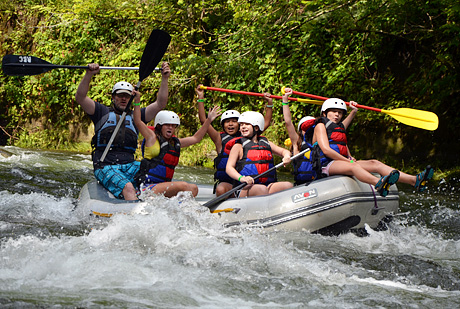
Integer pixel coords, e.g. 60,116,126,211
1,0,459,174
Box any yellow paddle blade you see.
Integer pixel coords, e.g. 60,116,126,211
211,208,239,214
382,108,439,131
296,98,323,105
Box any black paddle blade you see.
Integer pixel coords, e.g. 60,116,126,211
2,55,53,76
139,29,171,81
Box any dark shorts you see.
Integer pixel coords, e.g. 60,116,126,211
94,161,141,199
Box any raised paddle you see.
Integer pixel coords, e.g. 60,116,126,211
199,85,322,105
281,87,439,131
99,29,171,163
1,55,161,76
204,147,310,210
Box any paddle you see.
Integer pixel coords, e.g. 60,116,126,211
1,55,161,77
199,85,322,105
204,147,310,209
281,87,439,131
99,29,171,163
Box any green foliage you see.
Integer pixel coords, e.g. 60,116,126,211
178,137,216,168
1,0,459,169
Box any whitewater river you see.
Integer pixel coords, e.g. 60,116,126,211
1,146,460,308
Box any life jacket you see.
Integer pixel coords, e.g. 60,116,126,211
311,117,348,177
292,133,316,185
322,116,348,157
91,108,139,167
136,135,181,185
236,136,276,185
213,132,241,184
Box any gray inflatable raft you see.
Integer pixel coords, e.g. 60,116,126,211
77,175,399,235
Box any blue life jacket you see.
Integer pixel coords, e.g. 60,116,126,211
91,109,139,167
214,132,241,184
292,134,316,185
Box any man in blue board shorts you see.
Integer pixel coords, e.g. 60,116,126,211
75,62,171,200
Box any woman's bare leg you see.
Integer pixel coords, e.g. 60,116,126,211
268,182,293,194
328,160,381,185
357,159,416,186
148,181,198,197
238,184,269,197
216,182,233,197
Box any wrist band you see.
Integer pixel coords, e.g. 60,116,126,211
266,104,273,108
282,103,289,106
238,175,243,181
133,103,141,106
197,99,205,102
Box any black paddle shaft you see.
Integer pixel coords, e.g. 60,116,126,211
1,55,149,76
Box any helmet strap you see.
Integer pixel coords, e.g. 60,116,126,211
250,125,261,139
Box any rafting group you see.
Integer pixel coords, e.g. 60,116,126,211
75,61,434,204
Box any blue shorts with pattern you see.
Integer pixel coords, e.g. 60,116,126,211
94,161,141,199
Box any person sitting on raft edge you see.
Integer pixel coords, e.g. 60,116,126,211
310,97,434,197
226,111,293,198
281,87,358,185
75,62,171,201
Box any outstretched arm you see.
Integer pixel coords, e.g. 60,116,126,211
196,84,207,125
133,90,157,147
342,101,358,129
196,84,221,151
145,62,171,122
262,92,273,131
180,105,222,147
75,63,100,115
281,88,298,151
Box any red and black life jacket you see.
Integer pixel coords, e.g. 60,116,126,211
235,136,276,185
322,116,348,157
311,117,348,177
136,135,181,185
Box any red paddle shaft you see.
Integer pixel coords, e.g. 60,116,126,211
200,86,321,104
289,89,381,112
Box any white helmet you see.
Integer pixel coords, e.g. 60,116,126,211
321,98,347,114
238,111,265,133
220,110,241,126
112,81,134,95
297,116,316,131
154,111,180,127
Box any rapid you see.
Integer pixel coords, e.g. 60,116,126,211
1,146,460,308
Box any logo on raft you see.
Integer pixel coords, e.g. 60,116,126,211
291,188,318,203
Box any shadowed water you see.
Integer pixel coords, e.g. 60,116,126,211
1,146,459,308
